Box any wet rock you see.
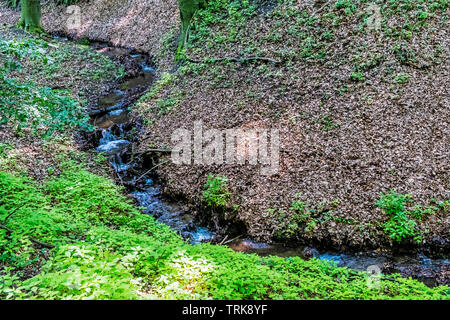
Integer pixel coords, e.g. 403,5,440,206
436,264,450,286
302,247,320,260
96,139,130,154
382,259,450,287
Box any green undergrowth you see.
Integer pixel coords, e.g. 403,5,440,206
176,0,449,80
0,165,448,300
146,0,449,120
183,0,449,62
0,34,123,136
0,65,92,136
203,174,230,208
0,35,123,86
376,190,449,244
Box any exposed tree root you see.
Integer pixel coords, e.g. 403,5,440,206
186,55,282,65
0,224,56,249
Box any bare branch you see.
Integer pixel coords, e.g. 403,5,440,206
0,224,56,249
187,56,282,65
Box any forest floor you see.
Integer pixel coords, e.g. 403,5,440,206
1,0,449,254
0,0,449,299
0,23,448,300
134,0,450,253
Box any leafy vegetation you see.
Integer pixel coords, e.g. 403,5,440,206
0,167,448,300
2,0,20,9
271,195,344,240
189,0,258,49
0,38,93,136
0,34,125,136
0,69,92,136
203,174,231,208
375,190,449,243
1,0,449,301
1,35,123,85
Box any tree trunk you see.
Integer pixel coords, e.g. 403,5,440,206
177,0,206,52
17,0,43,33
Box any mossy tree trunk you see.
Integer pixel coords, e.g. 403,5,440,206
177,0,207,54
17,0,43,33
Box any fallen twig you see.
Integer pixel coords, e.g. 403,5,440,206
187,56,282,65
135,148,173,155
223,234,242,245
114,169,124,185
311,1,331,18
2,205,24,225
218,235,229,245
0,224,56,249
135,160,169,183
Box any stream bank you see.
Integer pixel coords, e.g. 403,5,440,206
70,37,449,287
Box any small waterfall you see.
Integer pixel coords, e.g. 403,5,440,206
99,129,117,145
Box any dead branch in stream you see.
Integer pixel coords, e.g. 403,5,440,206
134,148,173,156
218,235,228,245
135,160,170,183
223,235,242,245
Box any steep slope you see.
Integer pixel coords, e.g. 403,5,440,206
1,0,448,252
135,0,450,251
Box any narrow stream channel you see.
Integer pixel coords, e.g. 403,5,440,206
64,36,448,288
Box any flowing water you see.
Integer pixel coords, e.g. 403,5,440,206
84,41,448,287
228,239,449,287
87,44,216,245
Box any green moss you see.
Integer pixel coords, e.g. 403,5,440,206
17,0,43,34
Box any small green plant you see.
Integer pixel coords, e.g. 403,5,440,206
409,205,437,221
275,194,334,239
290,199,312,224
156,96,179,115
376,191,448,243
350,72,365,82
394,43,416,65
0,143,14,156
203,174,231,208
94,153,107,165
335,0,357,13
375,190,418,243
320,115,340,131
76,38,90,45
375,190,412,216
382,211,418,243
393,73,411,84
